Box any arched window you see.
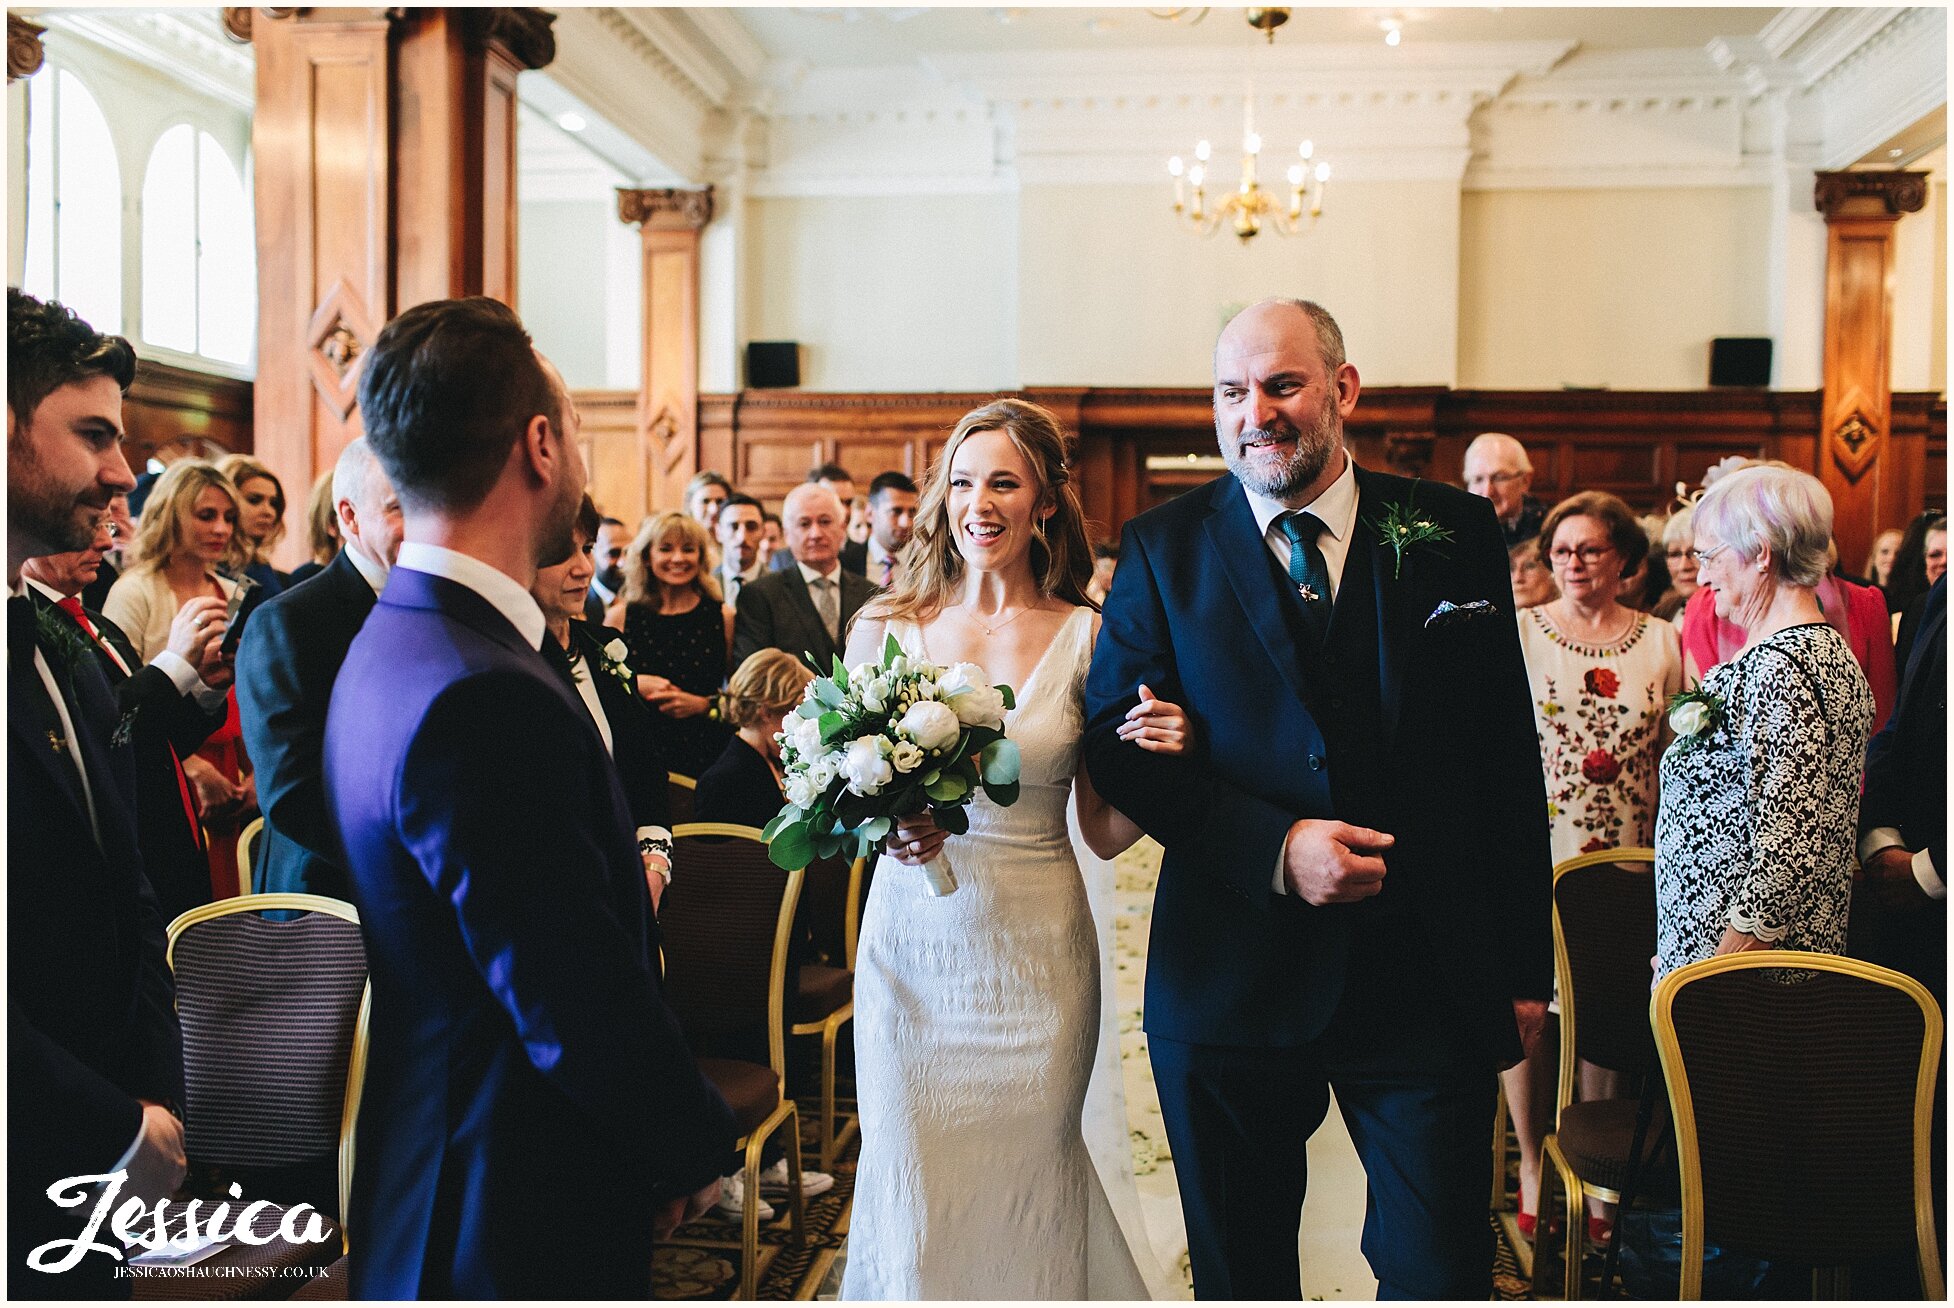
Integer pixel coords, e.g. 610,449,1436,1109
141,124,255,366
22,68,123,334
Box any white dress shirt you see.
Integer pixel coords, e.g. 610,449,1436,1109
393,542,547,651
563,645,615,755
344,539,389,596
1242,448,1360,600
1859,827,1944,899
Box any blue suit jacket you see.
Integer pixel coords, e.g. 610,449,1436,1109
1083,467,1553,1064
323,568,733,1299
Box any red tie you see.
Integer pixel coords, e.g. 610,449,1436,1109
56,595,206,852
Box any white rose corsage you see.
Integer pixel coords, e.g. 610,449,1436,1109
1666,682,1725,751
594,636,635,691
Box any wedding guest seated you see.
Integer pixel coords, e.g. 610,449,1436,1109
1508,538,1556,609
1654,464,1874,980
237,438,401,902
843,471,919,588
1088,539,1120,607
1506,491,1681,1244
1617,515,1670,613
105,459,257,899
590,514,628,611
24,518,230,925
772,464,857,571
530,494,674,909
1463,431,1545,546
215,453,291,598
608,511,734,778
695,649,815,830
287,468,340,588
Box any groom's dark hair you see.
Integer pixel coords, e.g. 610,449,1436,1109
357,296,561,514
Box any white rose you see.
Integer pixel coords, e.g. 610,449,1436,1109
808,753,842,790
603,637,630,666
899,700,962,753
860,676,892,713
841,737,894,796
890,740,925,773
788,714,825,758
1669,700,1712,737
783,772,820,807
939,662,1007,727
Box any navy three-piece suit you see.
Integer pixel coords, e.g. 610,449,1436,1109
323,567,733,1298
1084,465,1553,1299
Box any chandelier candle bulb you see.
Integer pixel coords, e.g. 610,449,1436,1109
1195,139,1211,162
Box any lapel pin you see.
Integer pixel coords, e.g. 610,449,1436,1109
1297,583,1321,603
46,730,68,756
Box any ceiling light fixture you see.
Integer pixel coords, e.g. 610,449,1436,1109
1169,97,1328,243
556,112,587,133
1379,15,1403,47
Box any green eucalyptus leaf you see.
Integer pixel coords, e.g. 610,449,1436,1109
981,778,1020,807
862,816,892,845
933,803,971,835
817,710,847,742
979,738,1021,786
812,678,844,709
769,822,813,870
812,829,845,860
997,684,1016,711
761,807,797,842
925,772,970,803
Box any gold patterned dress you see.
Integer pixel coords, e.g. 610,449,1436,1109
1519,608,1683,866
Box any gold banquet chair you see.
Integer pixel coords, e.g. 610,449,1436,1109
160,894,371,1292
662,823,808,1299
667,771,698,828
1537,847,1665,1299
1652,951,1944,1300
791,853,865,1170
237,815,265,894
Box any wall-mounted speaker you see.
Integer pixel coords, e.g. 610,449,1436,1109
1709,338,1772,388
746,341,801,389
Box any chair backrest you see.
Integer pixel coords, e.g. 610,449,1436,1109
165,894,369,1184
844,855,872,970
799,852,858,967
237,816,265,894
1653,951,1943,1291
667,772,697,828
1552,848,1658,1108
662,823,803,1077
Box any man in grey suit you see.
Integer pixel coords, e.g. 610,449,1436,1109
732,483,875,673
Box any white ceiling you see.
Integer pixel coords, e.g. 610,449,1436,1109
729,6,1784,66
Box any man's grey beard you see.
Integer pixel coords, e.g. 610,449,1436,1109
1219,412,1340,501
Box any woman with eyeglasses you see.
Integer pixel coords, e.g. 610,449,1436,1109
1503,490,1682,1250
1654,464,1874,980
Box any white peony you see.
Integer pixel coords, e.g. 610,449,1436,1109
899,700,961,753
938,662,1007,727
788,714,825,758
860,675,892,713
1669,700,1713,737
890,740,925,773
783,772,820,807
841,737,894,795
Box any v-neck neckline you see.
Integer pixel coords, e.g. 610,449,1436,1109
907,606,1083,709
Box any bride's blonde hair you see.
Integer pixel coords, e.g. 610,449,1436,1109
872,398,1097,625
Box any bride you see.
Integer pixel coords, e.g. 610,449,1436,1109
841,398,1190,1300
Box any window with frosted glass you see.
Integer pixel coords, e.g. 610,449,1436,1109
139,124,256,366
21,68,123,334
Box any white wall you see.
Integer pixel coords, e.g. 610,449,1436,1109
517,198,642,392
1890,149,1946,394
1018,180,1461,388
743,193,1019,391
1457,187,1773,390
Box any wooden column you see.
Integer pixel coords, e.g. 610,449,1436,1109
619,187,713,516
236,6,552,567
1814,170,1928,567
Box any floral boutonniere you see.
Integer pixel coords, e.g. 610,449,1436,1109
1368,484,1454,580
593,637,635,692
1666,681,1725,750
33,603,97,686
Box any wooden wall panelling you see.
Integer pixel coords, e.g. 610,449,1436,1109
569,389,645,526
124,361,254,471
619,188,713,519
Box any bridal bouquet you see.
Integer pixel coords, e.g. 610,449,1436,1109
762,634,1020,896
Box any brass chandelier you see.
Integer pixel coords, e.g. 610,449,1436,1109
1158,7,1329,243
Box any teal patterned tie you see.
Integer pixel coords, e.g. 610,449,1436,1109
1278,512,1331,643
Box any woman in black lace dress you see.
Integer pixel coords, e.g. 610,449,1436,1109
606,511,734,778
1654,464,1874,980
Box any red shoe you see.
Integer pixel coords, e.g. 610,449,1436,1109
1515,1210,1566,1241
1588,1216,1614,1248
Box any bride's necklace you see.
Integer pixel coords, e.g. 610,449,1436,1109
957,602,1033,637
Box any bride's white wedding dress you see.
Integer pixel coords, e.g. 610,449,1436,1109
842,607,1156,1300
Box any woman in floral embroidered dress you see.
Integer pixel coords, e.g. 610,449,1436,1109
1501,491,1682,1247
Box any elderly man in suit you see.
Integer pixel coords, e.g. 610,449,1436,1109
324,296,732,1298
8,289,186,1298
22,517,229,923
1085,298,1551,1300
236,438,401,902
732,482,875,672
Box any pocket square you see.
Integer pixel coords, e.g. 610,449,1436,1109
1425,598,1499,629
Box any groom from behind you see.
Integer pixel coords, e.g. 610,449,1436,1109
1085,298,1551,1299
325,297,733,1298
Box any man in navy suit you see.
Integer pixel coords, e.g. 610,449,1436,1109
1084,298,1552,1299
8,290,185,1298
324,297,733,1298
238,438,401,901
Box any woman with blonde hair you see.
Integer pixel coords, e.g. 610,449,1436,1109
839,397,1190,1300
105,459,256,899
288,468,341,587
214,452,290,596
608,510,732,777
694,650,816,831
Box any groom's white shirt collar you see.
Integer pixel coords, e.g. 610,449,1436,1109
395,541,548,651
1242,447,1360,595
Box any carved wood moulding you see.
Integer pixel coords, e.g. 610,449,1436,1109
618,186,714,231
9,13,46,81
305,279,378,420
1814,169,1929,218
